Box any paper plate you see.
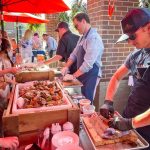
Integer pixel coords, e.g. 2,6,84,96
52,131,79,148
56,144,83,150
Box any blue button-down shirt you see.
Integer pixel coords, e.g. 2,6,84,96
69,28,104,77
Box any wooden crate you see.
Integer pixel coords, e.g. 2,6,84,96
2,86,80,145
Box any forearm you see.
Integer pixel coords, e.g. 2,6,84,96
65,59,74,68
105,75,120,101
73,69,84,78
105,65,129,101
44,55,62,65
0,138,3,147
0,69,12,77
132,108,150,128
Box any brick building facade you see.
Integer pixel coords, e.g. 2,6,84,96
45,13,59,40
46,0,139,112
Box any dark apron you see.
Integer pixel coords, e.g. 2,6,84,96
123,66,150,146
76,29,99,102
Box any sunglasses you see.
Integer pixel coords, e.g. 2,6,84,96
126,34,136,41
74,24,78,30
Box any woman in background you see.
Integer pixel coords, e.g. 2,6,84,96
19,29,33,63
0,38,15,99
32,32,43,62
0,39,19,149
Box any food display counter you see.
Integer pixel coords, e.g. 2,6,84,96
2,80,80,146
2,66,149,150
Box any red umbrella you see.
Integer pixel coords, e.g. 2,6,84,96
1,11,49,24
0,12,49,50
0,0,70,36
1,0,70,13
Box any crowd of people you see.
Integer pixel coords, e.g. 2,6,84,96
0,7,150,149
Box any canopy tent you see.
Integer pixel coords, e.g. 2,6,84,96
0,12,49,51
0,0,70,35
0,11,49,24
0,0,70,13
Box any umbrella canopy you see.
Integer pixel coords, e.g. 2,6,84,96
1,11,49,24
0,0,70,36
0,0,70,13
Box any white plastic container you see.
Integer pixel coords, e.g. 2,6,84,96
82,105,95,115
56,144,83,150
79,99,91,112
51,123,62,135
63,122,74,132
51,131,79,150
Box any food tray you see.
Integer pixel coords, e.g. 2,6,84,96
12,81,72,114
81,113,149,150
57,78,83,88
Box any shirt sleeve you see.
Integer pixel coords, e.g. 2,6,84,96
124,53,132,70
69,37,82,62
79,35,104,73
56,39,66,59
47,38,53,51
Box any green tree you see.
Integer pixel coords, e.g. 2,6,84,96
139,0,150,8
58,12,69,23
70,0,87,20
58,0,87,23
26,14,46,34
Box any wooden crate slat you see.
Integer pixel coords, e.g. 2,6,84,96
18,109,68,132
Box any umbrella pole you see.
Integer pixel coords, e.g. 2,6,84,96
16,21,19,53
0,0,4,37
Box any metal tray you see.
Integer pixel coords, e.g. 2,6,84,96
80,114,149,150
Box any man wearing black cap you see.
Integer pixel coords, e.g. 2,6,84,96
43,21,79,74
99,8,150,146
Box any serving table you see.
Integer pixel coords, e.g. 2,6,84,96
2,81,80,147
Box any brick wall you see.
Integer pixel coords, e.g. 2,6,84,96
45,13,59,40
87,0,139,81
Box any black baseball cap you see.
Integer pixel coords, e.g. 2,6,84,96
55,21,69,32
116,8,150,43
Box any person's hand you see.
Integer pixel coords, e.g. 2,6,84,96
15,53,22,64
99,100,114,119
108,117,133,131
63,74,75,81
10,67,21,74
0,136,19,149
61,67,69,76
37,61,45,67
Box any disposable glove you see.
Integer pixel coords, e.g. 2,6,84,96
61,67,69,76
108,117,133,131
63,74,75,81
99,100,114,119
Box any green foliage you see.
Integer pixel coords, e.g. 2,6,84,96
58,0,87,23
70,0,87,20
26,14,46,35
139,0,150,8
58,12,69,23
26,23,46,36
27,24,41,31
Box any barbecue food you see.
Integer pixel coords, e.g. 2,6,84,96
17,81,64,109
82,114,138,146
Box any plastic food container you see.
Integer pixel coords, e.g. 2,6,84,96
63,122,74,132
79,99,91,112
56,144,83,150
51,131,79,150
82,105,95,115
